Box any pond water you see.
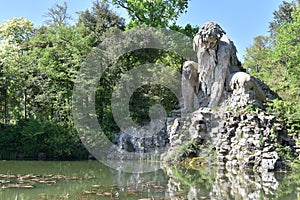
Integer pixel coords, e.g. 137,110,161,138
0,160,299,200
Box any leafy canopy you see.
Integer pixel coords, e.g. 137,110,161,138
109,0,190,27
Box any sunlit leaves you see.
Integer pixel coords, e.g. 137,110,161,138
273,7,300,100
110,0,190,28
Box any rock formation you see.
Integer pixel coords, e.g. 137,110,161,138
163,22,297,172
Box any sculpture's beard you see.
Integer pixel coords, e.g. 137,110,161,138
197,47,218,99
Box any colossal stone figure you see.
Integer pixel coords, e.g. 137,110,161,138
193,22,240,107
181,22,266,111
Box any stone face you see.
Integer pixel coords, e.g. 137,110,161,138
194,22,243,108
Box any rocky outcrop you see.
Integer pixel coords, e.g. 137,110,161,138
163,103,297,171
108,126,168,160
162,108,218,163
216,110,296,172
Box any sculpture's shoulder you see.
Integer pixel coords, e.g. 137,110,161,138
217,35,240,67
219,35,236,49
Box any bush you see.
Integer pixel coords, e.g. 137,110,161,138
0,117,88,160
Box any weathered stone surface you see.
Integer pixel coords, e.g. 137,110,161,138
108,125,169,160
161,107,217,162
215,110,296,171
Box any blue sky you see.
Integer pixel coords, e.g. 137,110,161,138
0,0,285,60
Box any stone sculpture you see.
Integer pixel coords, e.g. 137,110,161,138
164,21,297,172
181,60,199,112
228,71,266,103
182,21,266,110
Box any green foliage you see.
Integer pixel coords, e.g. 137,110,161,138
110,0,190,28
243,36,272,73
169,23,198,38
276,144,293,160
96,47,182,133
0,17,35,123
266,99,300,139
0,0,195,160
0,8,93,160
165,139,199,162
244,2,300,161
269,0,300,36
24,24,92,122
0,117,88,160
259,134,265,148
272,7,300,102
77,0,125,46
265,99,299,162
244,1,300,100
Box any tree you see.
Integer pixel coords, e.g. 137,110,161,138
272,7,300,102
92,0,195,132
110,0,190,27
44,2,72,26
269,0,300,36
77,0,125,46
0,17,34,123
169,23,198,38
243,36,272,72
244,0,300,98
28,24,93,122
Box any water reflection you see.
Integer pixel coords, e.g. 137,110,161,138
165,165,300,200
0,161,299,199
210,169,279,200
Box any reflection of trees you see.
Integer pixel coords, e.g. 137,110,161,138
164,165,300,200
165,166,216,199
272,170,300,200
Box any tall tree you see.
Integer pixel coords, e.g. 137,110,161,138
44,2,72,26
110,0,190,27
243,36,272,73
28,24,93,121
0,17,34,123
269,0,300,36
244,0,300,98
77,0,125,46
272,6,300,102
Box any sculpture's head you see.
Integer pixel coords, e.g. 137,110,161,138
193,22,226,52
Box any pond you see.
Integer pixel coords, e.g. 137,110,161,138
0,160,299,200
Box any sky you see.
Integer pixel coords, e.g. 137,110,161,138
0,0,285,60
